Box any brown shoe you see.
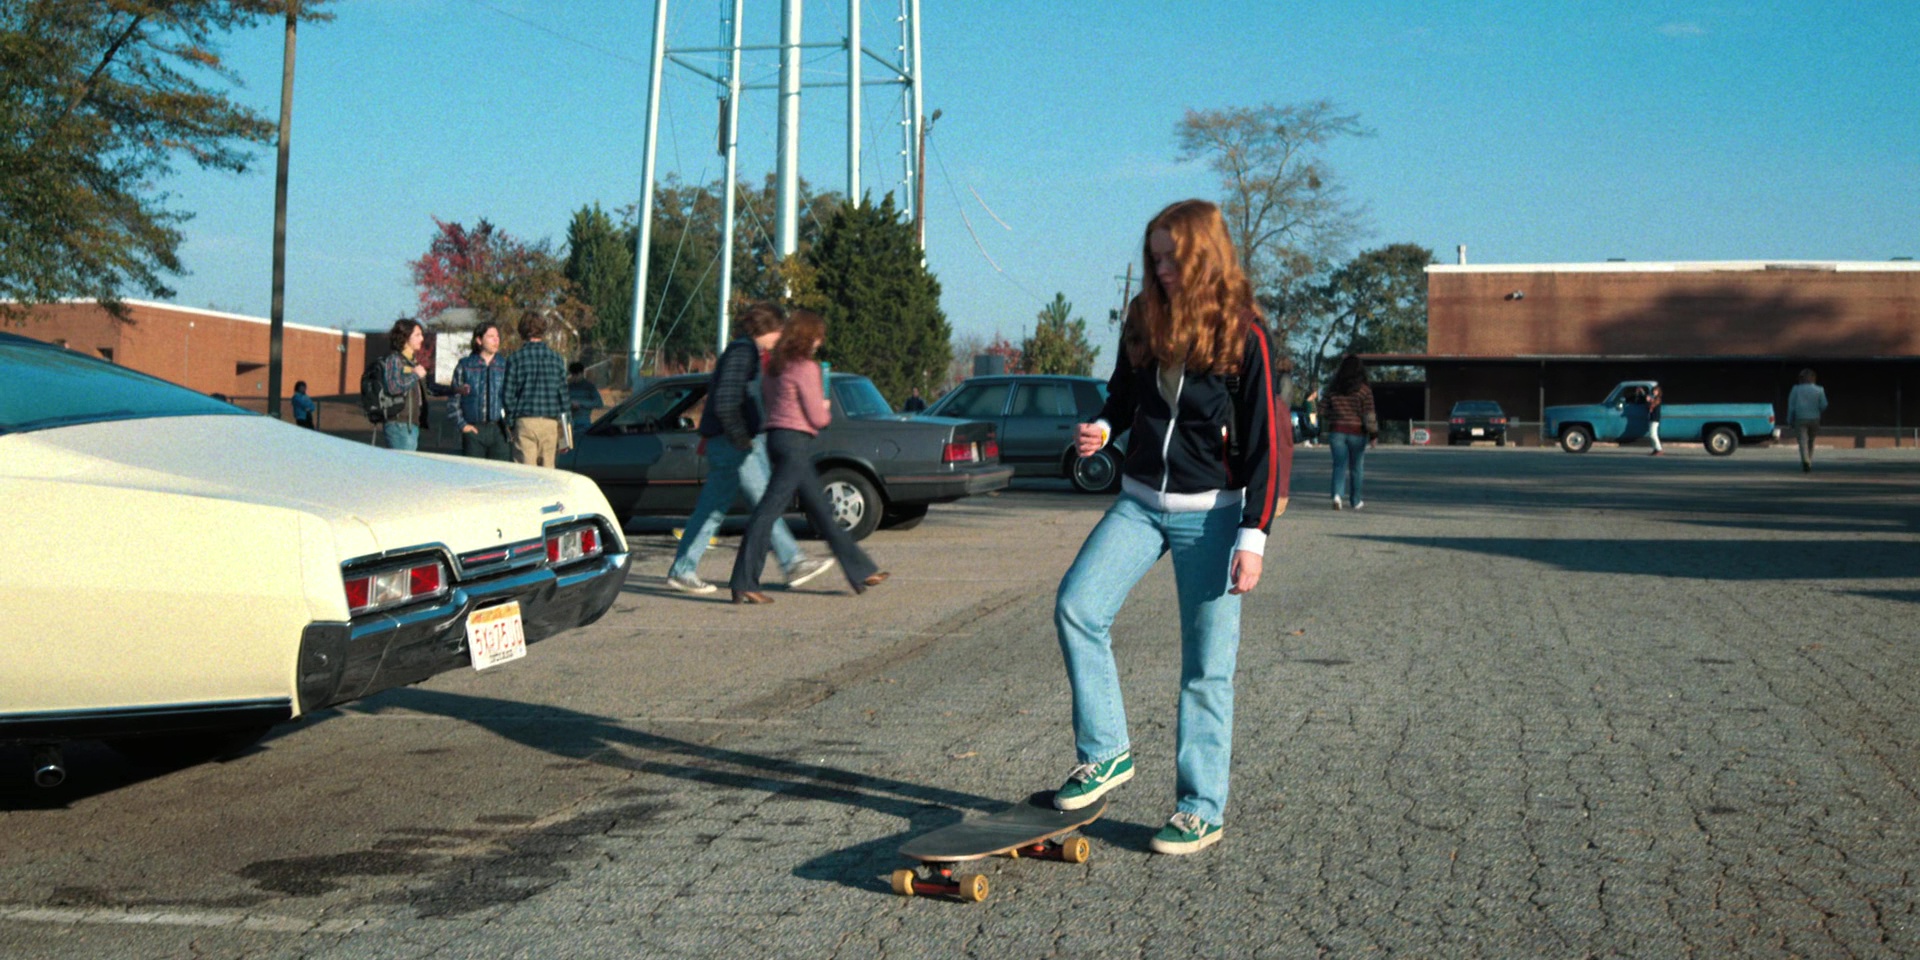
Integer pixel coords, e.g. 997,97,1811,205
863,572,890,587
731,590,774,605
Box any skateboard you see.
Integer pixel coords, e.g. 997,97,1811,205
891,791,1106,902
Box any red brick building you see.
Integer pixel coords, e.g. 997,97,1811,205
1375,261,1920,433
9,300,367,401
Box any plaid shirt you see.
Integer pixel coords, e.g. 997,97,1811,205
449,352,507,430
502,340,569,420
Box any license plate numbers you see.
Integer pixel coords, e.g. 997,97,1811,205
1471,428,1484,436
466,602,527,671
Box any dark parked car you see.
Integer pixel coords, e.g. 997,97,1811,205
1448,400,1510,446
920,374,1121,493
560,372,1012,540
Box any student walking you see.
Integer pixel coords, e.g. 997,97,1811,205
377,319,432,451
1787,368,1829,473
1050,199,1290,856
291,380,318,430
667,302,832,595
502,313,570,468
1323,354,1377,509
727,310,886,604
1647,384,1665,455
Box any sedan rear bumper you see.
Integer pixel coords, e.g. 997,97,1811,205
883,465,1014,505
302,547,632,714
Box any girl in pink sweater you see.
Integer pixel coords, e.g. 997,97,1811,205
728,311,885,602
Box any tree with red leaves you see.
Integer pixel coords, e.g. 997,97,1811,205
410,217,588,352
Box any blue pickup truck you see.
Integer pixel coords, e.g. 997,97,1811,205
1543,381,1777,456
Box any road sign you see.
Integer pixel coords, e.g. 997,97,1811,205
1412,428,1431,445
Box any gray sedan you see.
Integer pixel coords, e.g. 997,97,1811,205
920,374,1121,493
560,373,1011,540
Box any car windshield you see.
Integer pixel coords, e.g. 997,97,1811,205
832,376,894,418
1452,402,1503,416
0,339,248,434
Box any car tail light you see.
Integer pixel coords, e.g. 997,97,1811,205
1449,418,1464,425
984,440,999,460
943,441,977,463
1492,417,1507,425
545,524,605,566
342,559,447,616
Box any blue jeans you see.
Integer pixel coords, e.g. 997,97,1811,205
1055,493,1243,825
382,421,419,451
730,429,878,593
1330,431,1367,502
669,435,801,579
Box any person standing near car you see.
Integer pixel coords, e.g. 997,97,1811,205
1049,199,1289,857
1647,383,1665,456
378,320,432,451
502,312,570,468
568,361,604,430
1787,368,1828,473
728,309,885,604
450,321,511,460
1323,354,1376,510
667,302,832,595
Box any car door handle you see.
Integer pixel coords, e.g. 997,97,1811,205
665,442,693,451
1054,424,1071,430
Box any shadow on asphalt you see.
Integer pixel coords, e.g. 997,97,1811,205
358,688,1039,898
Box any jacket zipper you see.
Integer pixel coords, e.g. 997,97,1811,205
1159,369,1184,494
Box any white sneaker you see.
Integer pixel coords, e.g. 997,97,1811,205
666,573,717,595
1331,495,1344,511
784,557,836,588
1353,501,1365,511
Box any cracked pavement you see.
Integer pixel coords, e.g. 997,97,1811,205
2,445,1916,958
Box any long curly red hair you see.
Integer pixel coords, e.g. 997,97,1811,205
1124,199,1258,375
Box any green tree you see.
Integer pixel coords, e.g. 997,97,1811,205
1303,243,1433,387
805,195,951,405
1176,101,1370,350
563,204,633,359
0,0,334,321
1021,293,1099,376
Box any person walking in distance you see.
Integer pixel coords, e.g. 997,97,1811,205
448,321,512,460
502,312,570,468
291,380,318,430
1050,199,1290,856
1647,383,1665,455
568,362,604,430
1787,368,1828,473
666,302,833,595
1323,354,1377,510
727,310,886,604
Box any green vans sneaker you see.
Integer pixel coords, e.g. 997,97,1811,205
1052,752,1133,810
1149,812,1223,855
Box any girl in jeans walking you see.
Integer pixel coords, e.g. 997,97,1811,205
727,310,886,604
1050,199,1291,855
1323,354,1377,509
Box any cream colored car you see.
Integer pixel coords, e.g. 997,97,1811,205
0,334,631,784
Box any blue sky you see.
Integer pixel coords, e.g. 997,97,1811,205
162,1,1919,348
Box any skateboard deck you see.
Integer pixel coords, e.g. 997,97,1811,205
892,791,1106,902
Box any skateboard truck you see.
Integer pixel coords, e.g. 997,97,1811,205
891,836,1091,902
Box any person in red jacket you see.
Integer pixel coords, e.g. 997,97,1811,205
1049,199,1292,856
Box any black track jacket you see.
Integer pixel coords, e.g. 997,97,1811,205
1092,323,1292,540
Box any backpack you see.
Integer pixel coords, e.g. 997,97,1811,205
360,359,406,424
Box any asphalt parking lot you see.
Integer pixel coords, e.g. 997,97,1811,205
3,443,1917,959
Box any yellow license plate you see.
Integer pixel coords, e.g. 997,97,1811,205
465,602,527,671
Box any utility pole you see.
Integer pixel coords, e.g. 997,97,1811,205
266,0,298,419
628,0,671,388
713,0,745,352
775,0,803,258
914,108,939,248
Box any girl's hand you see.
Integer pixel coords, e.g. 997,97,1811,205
1075,423,1108,457
1229,550,1262,595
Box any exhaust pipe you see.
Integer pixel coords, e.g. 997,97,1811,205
31,744,65,788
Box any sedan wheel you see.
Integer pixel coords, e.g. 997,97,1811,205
1069,448,1121,494
818,468,882,541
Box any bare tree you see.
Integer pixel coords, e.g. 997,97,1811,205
1177,101,1371,347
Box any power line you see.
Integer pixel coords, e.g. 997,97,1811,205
455,0,649,68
